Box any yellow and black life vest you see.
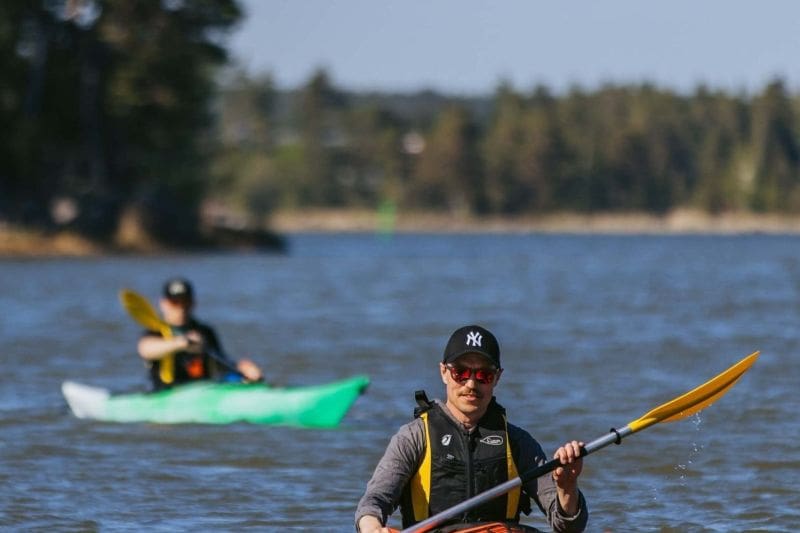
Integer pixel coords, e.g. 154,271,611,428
401,391,526,528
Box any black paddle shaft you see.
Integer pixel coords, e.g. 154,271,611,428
519,425,630,485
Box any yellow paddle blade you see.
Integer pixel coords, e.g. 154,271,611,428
119,289,171,337
119,288,176,384
628,351,759,433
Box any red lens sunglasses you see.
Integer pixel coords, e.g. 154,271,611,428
445,364,499,384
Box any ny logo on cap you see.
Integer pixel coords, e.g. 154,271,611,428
466,331,482,347
169,281,187,294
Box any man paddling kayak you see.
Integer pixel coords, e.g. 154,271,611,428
137,278,262,390
355,325,588,533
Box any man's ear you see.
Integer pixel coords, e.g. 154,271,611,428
439,362,448,384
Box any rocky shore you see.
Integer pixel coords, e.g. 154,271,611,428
4,209,800,257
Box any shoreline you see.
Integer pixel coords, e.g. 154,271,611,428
268,208,800,235
4,209,800,257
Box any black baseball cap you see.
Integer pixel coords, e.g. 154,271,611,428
162,278,194,301
443,325,501,369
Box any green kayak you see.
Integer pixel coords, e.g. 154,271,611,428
61,375,369,427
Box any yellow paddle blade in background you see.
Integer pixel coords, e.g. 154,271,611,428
119,289,171,337
119,288,175,383
628,351,759,433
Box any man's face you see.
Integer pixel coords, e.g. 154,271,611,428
159,296,192,326
440,353,501,423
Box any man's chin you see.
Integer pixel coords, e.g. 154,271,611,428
457,397,485,411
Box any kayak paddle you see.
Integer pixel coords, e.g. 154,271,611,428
119,288,245,379
402,351,760,533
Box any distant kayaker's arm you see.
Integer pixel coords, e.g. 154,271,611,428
137,332,202,361
235,358,263,382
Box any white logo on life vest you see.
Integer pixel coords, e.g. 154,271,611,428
466,331,482,347
480,435,504,446
441,434,452,446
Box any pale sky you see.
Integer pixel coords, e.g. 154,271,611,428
228,1,800,96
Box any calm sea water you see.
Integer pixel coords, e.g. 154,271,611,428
1,233,798,532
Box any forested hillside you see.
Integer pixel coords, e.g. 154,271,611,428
2,1,799,249
215,72,800,220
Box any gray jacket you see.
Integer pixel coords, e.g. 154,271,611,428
355,399,588,532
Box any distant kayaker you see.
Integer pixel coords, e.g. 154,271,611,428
137,277,263,390
355,325,588,533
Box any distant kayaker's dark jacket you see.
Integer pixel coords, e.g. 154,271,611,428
400,392,526,528
142,318,232,390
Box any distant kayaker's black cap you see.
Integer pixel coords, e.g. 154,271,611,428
163,278,194,302
443,325,501,369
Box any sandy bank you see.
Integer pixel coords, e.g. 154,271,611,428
0,226,104,257
269,208,800,235
4,209,800,257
